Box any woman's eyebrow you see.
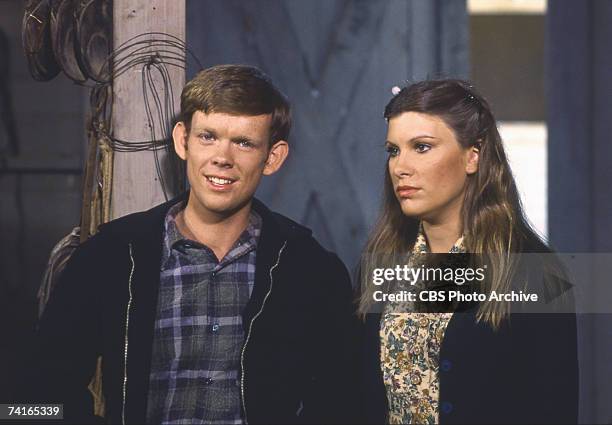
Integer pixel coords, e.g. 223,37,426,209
387,135,437,145
406,135,437,143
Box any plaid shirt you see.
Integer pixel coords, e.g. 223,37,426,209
146,202,261,424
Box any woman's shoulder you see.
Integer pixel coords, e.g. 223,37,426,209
520,234,553,253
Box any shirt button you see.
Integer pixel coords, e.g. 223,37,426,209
211,323,220,333
441,359,452,372
211,271,216,279
204,378,213,385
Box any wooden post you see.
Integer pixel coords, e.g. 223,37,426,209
111,0,185,219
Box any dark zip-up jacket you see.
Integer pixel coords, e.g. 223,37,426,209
24,195,361,424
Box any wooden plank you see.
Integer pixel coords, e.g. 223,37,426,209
111,0,185,219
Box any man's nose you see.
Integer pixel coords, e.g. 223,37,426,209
211,140,233,168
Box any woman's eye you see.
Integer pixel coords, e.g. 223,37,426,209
385,145,399,157
415,143,431,153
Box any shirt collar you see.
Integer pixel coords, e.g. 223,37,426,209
164,201,186,252
162,201,262,266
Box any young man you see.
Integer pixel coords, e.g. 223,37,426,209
27,65,360,424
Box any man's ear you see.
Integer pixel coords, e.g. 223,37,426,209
263,140,289,176
173,121,188,160
465,144,480,175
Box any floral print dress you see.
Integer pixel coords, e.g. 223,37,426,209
380,228,465,424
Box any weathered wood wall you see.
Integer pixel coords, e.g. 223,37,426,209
187,0,469,269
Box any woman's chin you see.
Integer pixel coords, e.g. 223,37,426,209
400,205,425,218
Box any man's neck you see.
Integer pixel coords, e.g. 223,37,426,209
177,198,253,261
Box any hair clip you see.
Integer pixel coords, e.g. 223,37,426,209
391,86,401,96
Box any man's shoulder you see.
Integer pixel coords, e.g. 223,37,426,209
261,208,346,273
252,198,310,238
68,196,182,265
255,202,323,254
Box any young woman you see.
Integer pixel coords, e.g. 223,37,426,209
359,79,578,424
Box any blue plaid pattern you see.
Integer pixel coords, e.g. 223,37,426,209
146,202,261,424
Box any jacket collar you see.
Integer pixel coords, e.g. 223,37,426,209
98,192,312,245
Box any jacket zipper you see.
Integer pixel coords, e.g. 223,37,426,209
240,241,287,424
122,243,136,425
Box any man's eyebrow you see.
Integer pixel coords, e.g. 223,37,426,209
230,135,253,143
231,135,266,146
191,127,216,135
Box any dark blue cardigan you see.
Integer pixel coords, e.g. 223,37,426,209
362,249,579,424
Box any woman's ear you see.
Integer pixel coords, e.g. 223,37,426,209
263,140,289,176
466,144,480,175
173,122,188,160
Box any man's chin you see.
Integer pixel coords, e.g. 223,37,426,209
188,189,253,217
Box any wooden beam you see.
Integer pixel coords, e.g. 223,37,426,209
111,0,185,219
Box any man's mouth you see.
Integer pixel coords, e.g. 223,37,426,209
206,175,236,186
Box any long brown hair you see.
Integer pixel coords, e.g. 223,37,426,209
358,79,548,328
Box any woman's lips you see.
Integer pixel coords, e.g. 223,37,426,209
396,186,420,198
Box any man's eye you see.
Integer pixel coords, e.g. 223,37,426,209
385,145,399,157
415,143,431,153
199,133,214,141
237,140,253,148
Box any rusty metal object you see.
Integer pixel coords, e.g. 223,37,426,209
50,0,87,82
22,0,61,81
76,0,113,82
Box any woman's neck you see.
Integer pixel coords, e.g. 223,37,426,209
421,217,462,253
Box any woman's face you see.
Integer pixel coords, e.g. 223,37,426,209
386,112,479,224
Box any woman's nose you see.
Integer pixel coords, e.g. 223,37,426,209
391,153,415,178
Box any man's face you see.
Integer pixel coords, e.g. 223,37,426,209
173,111,288,220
